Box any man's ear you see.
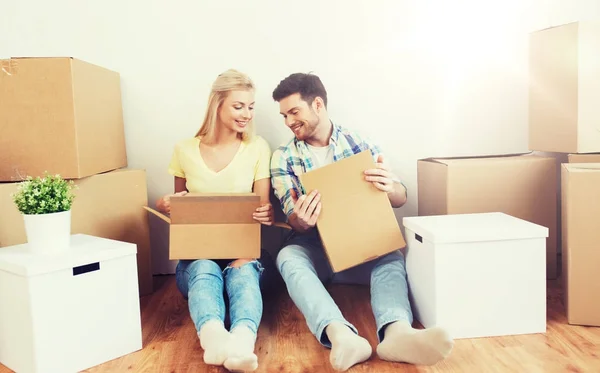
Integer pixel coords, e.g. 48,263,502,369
313,97,324,113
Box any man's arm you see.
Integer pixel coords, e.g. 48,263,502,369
270,149,320,234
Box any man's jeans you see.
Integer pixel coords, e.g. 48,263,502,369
276,233,413,347
176,257,265,335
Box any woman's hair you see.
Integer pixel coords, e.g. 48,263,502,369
195,69,255,141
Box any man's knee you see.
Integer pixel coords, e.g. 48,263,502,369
276,245,313,276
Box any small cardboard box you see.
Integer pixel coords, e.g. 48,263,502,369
561,163,600,326
299,150,406,273
145,194,261,260
417,153,558,279
529,21,600,153
0,57,127,181
403,212,548,339
568,153,600,163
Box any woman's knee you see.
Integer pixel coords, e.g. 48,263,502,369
187,259,223,278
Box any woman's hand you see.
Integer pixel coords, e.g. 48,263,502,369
156,191,188,214
253,202,274,226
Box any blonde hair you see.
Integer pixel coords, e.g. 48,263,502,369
195,69,256,141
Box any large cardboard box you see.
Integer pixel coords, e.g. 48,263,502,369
529,21,600,153
0,169,153,296
404,212,547,339
0,57,127,181
417,153,558,279
299,151,406,273
145,194,261,260
561,163,600,326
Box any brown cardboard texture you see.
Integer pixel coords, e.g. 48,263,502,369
568,153,600,163
299,150,406,273
0,169,153,296
529,21,600,153
561,163,600,326
0,57,127,181
417,153,558,279
145,194,261,260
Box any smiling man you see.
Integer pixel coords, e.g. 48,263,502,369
269,72,453,371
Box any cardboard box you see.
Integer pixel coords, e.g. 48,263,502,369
299,150,406,273
404,212,548,339
568,153,600,163
529,21,600,153
0,57,127,181
561,163,600,326
417,153,558,279
145,194,261,260
0,169,153,296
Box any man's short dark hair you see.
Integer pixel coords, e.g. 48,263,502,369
272,72,328,108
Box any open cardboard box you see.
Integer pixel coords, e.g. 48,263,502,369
299,150,406,273
144,193,263,260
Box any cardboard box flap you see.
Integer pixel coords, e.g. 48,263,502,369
419,152,533,165
532,21,578,33
9,57,74,60
563,163,600,172
170,194,260,224
403,212,549,244
143,206,171,224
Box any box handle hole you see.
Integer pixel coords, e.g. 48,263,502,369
73,262,100,276
415,233,423,243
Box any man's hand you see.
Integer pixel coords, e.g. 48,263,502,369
364,154,407,208
364,154,396,193
289,188,321,233
253,203,274,226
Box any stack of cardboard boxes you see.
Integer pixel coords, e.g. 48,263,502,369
0,57,153,296
417,20,600,327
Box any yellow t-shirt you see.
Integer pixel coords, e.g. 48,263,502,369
168,135,272,193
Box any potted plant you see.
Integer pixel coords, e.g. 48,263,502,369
12,173,77,255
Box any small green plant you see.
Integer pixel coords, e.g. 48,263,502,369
12,173,77,215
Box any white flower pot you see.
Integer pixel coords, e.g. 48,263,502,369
22,210,72,255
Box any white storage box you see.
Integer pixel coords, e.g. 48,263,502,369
403,212,548,339
0,234,142,373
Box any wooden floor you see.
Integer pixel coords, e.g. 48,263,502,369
2,274,599,373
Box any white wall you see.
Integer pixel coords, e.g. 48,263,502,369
1,0,598,273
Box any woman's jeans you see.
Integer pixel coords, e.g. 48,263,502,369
176,250,272,335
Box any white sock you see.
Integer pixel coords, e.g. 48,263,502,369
198,320,231,366
223,326,259,372
326,321,372,371
376,321,453,366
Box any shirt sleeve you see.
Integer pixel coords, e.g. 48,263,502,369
351,129,383,162
270,148,298,219
168,145,186,178
254,137,272,181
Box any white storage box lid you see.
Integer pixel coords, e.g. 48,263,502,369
0,234,136,277
403,212,549,244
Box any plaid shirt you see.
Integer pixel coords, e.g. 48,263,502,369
270,122,385,219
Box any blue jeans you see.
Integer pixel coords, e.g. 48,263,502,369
176,250,271,335
276,233,413,347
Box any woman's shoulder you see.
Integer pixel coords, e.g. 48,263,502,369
245,134,271,151
174,136,200,150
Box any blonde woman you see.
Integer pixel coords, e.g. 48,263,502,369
156,69,273,372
